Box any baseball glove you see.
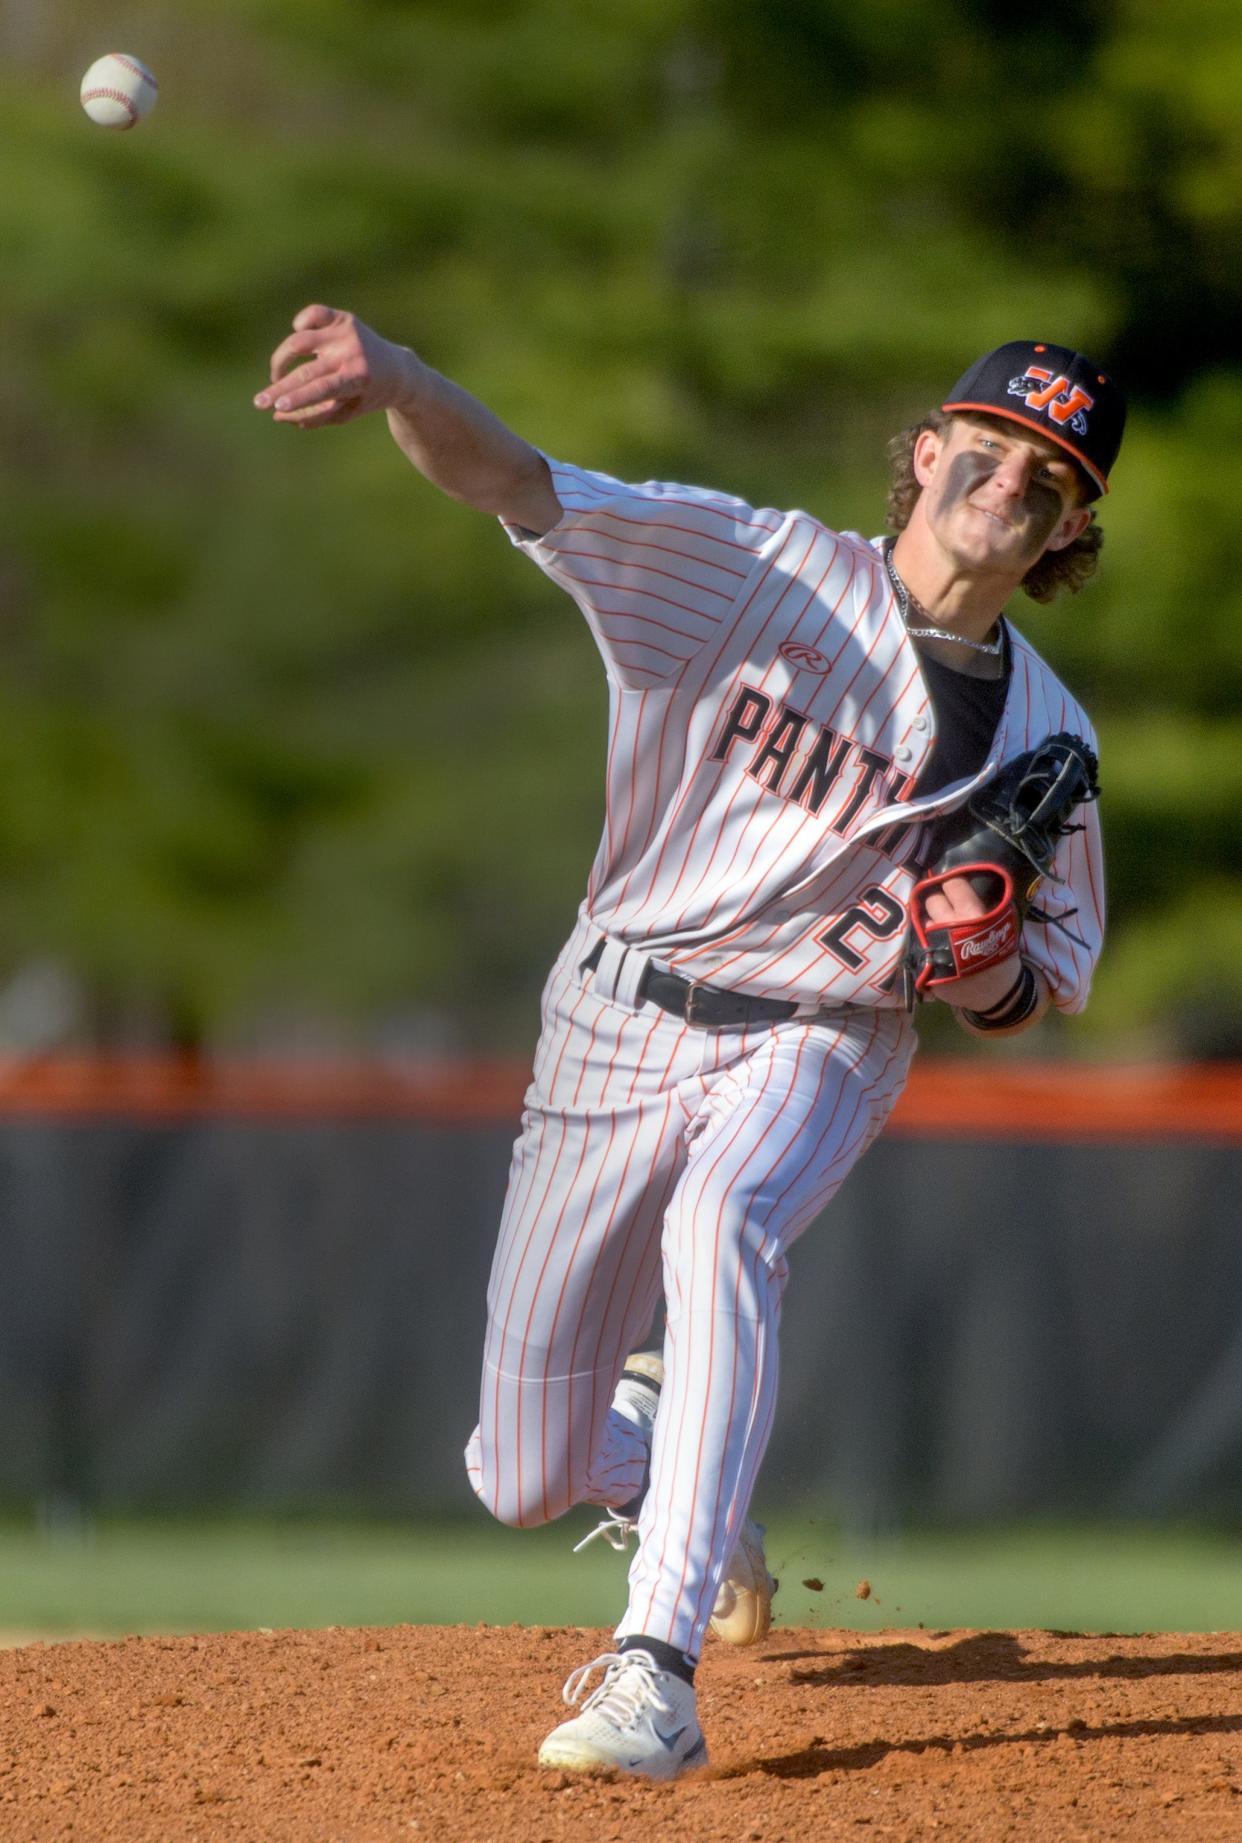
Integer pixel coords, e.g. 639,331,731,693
903,731,1101,1003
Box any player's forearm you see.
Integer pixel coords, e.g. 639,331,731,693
385,361,561,531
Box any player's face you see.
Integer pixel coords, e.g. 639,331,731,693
914,414,1092,573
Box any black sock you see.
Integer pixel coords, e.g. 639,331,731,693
618,1634,697,1687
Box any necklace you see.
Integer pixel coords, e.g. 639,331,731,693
884,544,1004,658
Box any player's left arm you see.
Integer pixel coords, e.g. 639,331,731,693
906,729,1105,1034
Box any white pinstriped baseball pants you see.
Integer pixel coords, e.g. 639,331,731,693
465,910,916,1661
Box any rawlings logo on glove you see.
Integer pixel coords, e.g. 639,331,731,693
903,732,1101,1005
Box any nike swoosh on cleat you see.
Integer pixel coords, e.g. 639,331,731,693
630,1724,688,1763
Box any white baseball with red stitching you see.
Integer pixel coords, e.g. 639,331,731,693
80,53,159,130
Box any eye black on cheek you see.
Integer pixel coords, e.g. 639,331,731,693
1023,481,1064,545
940,452,998,511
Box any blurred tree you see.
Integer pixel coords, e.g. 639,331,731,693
0,0,1238,1054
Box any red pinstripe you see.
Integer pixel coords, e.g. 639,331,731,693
654,1032,816,1632
552,496,782,549
660,578,917,946
692,1017,887,1625
586,685,641,909
696,833,911,990
552,544,737,604
570,582,734,630
619,1006,910,1650
604,521,812,915
593,636,690,669
700,1020,899,1636
614,528,834,931
485,964,600,1516
468,940,913,1633
590,608,719,646
576,1125,685,1492
779,1027,910,1224
658,532,853,929
543,1104,620,1518
557,525,750,584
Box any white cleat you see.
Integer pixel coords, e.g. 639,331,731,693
573,1353,664,1552
537,1649,707,1781
710,1517,777,1646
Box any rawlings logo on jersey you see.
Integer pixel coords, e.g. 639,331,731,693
778,640,831,673
1008,365,1094,436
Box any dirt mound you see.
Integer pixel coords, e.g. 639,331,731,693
3,1622,1240,1840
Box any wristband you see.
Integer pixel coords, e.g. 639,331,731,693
962,963,1039,1031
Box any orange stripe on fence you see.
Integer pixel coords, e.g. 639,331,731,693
886,1061,1242,1142
0,1055,528,1124
0,1055,1237,1140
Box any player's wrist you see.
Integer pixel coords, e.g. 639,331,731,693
934,947,1023,1014
384,346,436,418
960,961,1042,1031
958,965,1046,1039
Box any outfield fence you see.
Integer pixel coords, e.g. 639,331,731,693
1,1056,1239,1524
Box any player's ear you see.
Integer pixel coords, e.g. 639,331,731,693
1044,505,1092,552
912,424,946,489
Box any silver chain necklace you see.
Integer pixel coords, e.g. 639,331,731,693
884,544,1004,657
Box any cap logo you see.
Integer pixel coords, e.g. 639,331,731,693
1007,364,1094,437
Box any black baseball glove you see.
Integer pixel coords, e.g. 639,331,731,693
903,731,1101,1004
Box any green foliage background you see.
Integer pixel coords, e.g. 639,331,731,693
2,0,1240,1055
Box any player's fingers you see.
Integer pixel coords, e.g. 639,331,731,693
265,328,336,384
267,365,366,415
922,881,981,925
271,396,356,429
256,352,347,411
934,875,987,919
311,401,364,427
291,303,340,333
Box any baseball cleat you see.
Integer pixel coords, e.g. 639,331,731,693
709,1517,777,1646
537,1649,706,1781
573,1352,663,1552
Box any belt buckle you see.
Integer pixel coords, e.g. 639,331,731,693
683,982,718,1028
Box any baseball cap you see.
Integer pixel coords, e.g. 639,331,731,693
942,340,1126,498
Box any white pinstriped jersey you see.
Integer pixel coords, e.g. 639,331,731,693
507,460,1105,1014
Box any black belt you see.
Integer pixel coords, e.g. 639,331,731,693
582,937,800,1030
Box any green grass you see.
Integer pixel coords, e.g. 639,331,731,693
3,1514,1242,1642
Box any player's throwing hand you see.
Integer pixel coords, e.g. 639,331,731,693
254,304,417,428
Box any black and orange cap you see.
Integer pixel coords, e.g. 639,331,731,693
942,340,1126,499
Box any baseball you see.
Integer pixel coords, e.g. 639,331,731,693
80,53,158,130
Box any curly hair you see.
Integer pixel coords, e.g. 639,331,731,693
885,411,1103,604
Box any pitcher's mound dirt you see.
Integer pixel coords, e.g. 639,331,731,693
3,1622,1241,1841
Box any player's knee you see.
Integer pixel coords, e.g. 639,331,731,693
465,1457,557,1530
487,1490,557,1531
